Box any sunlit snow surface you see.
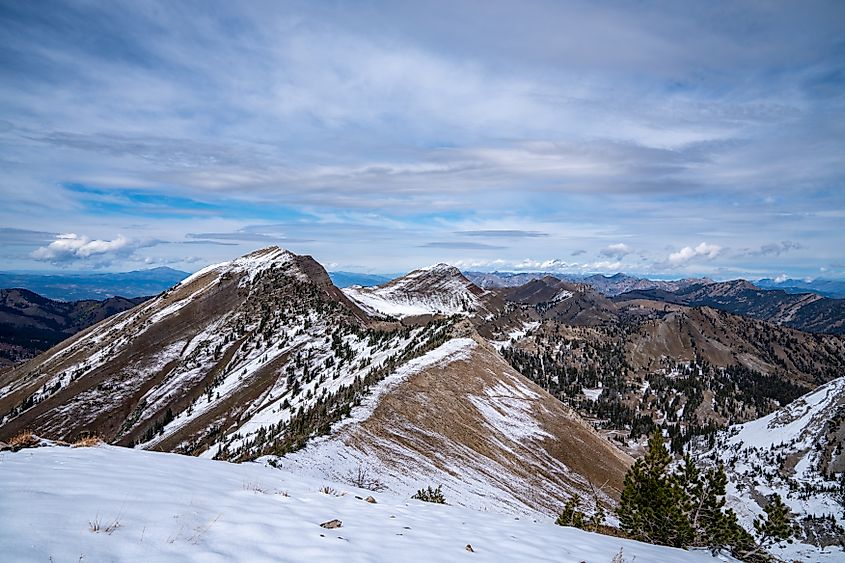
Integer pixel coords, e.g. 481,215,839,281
0,445,733,562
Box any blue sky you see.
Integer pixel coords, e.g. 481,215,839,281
0,0,843,279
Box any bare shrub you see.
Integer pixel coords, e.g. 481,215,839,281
89,513,121,534
345,464,386,492
318,485,346,497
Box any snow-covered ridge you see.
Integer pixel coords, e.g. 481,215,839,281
329,337,476,434
343,263,486,319
176,246,303,289
694,376,845,562
0,444,722,563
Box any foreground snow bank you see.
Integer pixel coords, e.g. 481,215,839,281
0,445,729,562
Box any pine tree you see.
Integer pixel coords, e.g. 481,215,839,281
617,429,691,547
753,493,795,547
556,496,605,532
616,431,759,557
556,497,586,528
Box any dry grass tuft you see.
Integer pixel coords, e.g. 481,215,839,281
89,514,121,534
318,485,346,497
243,481,269,494
9,431,40,451
73,435,103,448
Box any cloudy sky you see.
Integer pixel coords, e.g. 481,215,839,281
1,1,843,279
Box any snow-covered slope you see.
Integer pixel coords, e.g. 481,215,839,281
274,330,633,520
693,376,845,561
0,443,729,563
343,264,493,319
0,246,427,458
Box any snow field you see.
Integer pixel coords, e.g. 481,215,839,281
0,444,732,563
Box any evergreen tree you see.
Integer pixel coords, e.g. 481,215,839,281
753,494,795,548
556,497,586,529
617,429,691,547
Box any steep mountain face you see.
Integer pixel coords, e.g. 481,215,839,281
499,276,619,326
0,288,146,367
485,283,845,453
692,377,845,558
343,264,499,319
0,266,188,301
0,247,633,521
277,331,632,518
618,280,845,334
0,247,382,451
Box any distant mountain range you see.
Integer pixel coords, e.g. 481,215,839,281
617,279,845,334
756,277,845,299
0,288,146,367
464,271,711,295
327,271,395,288
0,267,189,301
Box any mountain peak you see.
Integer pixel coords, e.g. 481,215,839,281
421,263,464,277
179,246,302,289
342,263,489,319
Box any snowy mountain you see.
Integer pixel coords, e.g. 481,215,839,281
692,377,845,560
0,246,633,522
462,271,710,296
0,443,725,563
343,264,497,319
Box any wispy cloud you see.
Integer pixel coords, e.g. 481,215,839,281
456,230,549,238
420,242,506,250
0,1,842,277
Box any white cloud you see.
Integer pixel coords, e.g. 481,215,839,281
31,233,149,265
668,242,722,265
600,243,632,260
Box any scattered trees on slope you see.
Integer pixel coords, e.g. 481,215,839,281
617,429,795,561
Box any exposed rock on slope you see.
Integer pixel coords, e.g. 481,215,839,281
488,285,845,452
499,276,618,326
0,247,393,452
277,329,632,518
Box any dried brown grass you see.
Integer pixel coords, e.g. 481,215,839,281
72,435,103,448
9,431,40,450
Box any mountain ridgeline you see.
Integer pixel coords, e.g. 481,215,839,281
1,247,844,555
0,248,631,519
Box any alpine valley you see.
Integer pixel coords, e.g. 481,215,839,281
2,247,844,561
